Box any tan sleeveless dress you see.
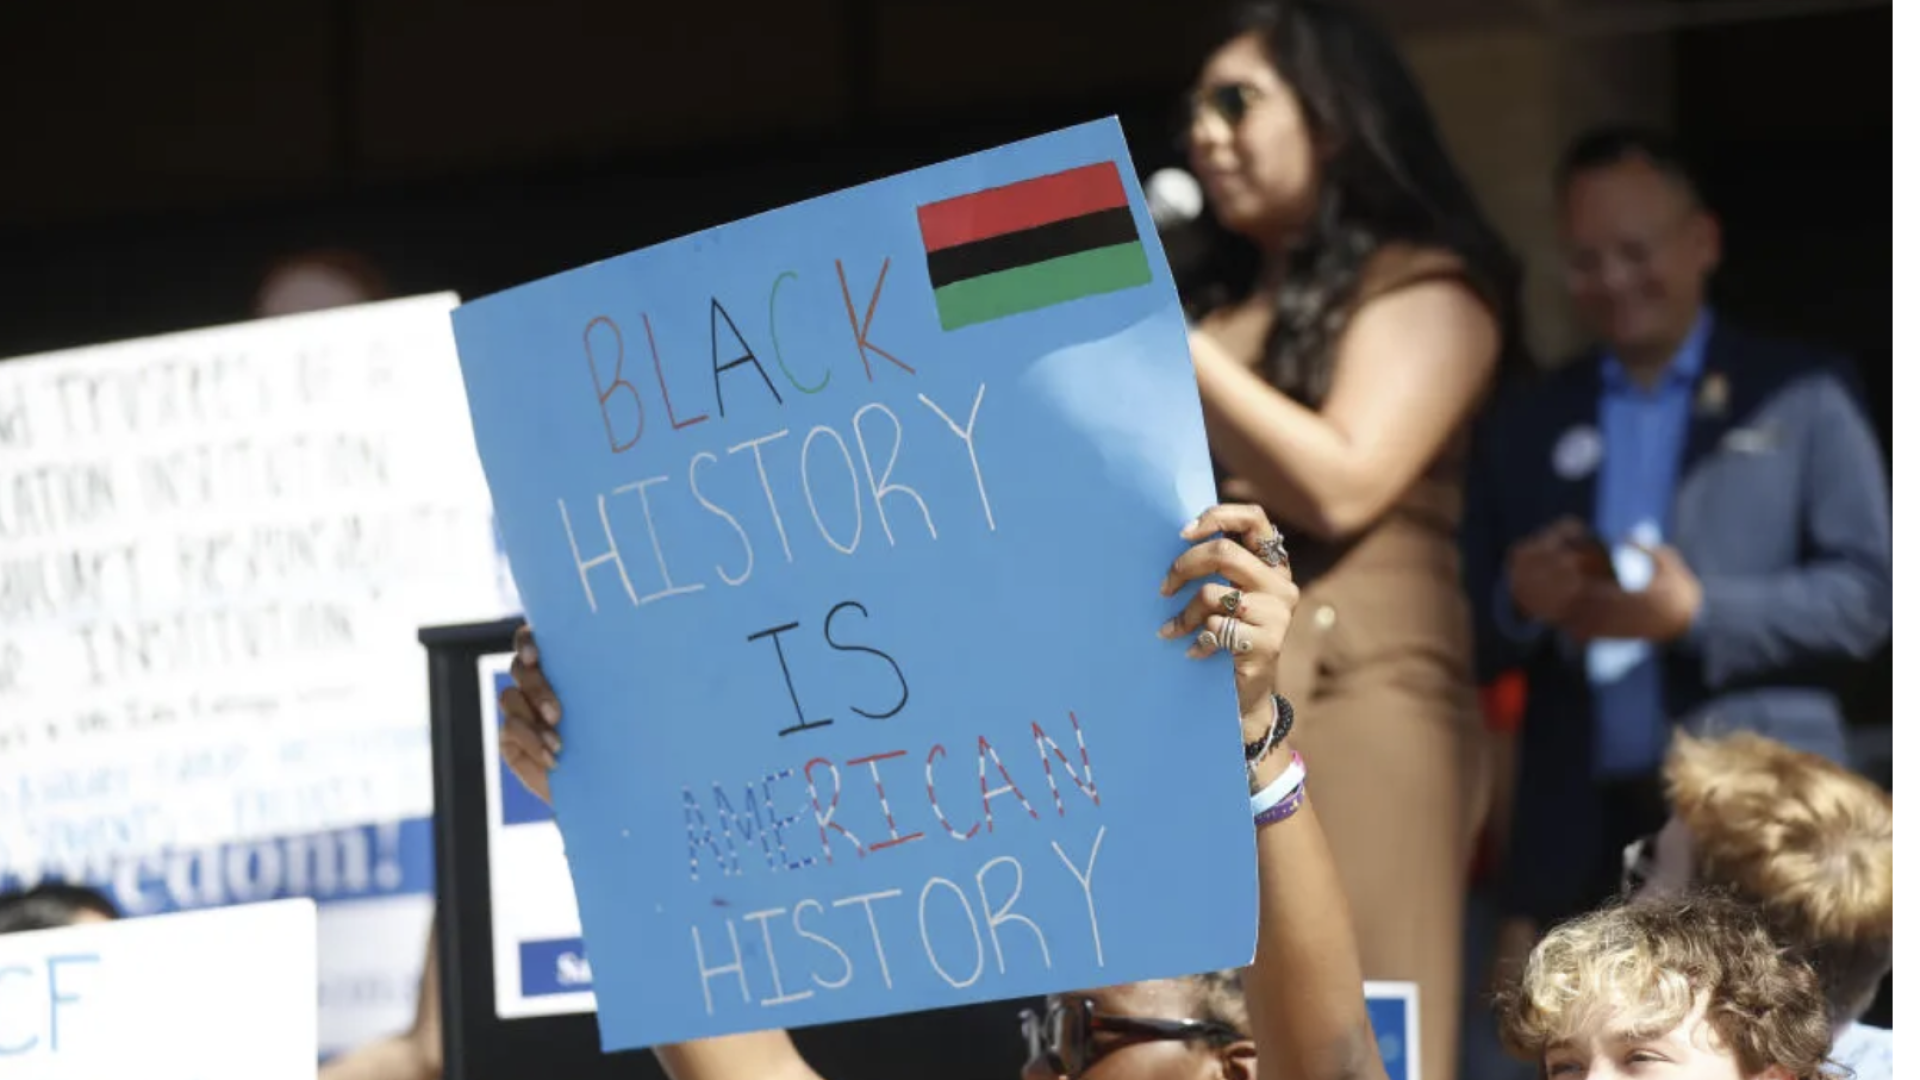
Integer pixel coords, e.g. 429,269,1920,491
1220,245,1492,1080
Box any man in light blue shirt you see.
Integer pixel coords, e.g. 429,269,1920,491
1463,126,1892,934
1492,308,1718,776
1583,307,1714,777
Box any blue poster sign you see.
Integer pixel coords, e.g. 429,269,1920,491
1366,982,1421,1080
450,118,1254,1050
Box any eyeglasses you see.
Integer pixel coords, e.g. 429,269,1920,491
1561,214,1695,287
1188,82,1266,129
1020,997,1242,1079
1620,831,1658,897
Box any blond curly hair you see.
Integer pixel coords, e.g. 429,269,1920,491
1496,895,1838,1079
1665,731,1893,1022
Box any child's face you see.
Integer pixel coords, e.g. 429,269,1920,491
1541,993,1789,1080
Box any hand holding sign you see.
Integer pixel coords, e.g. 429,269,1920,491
500,627,562,803
1165,504,1299,733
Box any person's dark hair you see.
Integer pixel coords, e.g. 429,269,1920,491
1184,970,1250,1037
0,882,120,934
1184,0,1527,405
1555,124,1703,202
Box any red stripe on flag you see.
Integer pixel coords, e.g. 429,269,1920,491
917,162,1130,253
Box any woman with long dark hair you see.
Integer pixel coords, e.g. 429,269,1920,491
1178,4,1524,1078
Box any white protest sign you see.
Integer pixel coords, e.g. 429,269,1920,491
0,898,318,1078
0,295,512,876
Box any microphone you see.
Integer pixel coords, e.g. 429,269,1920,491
1145,168,1205,230
1143,168,1207,295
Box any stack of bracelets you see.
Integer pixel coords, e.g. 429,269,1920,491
1245,693,1306,828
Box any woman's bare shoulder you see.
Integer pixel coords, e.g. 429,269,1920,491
1355,242,1473,302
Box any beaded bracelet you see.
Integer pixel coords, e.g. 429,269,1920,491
1243,694,1295,771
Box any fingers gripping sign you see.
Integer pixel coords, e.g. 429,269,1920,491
502,624,564,804
1160,504,1300,719
1158,583,1260,638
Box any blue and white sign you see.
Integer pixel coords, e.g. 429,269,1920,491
0,817,435,1057
0,899,318,1079
0,295,500,1057
1365,981,1421,1080
450,119,1254,1049
0,295,509,861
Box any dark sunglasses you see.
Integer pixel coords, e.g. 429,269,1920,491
1020,997,1242,1079
1188,82,1265,128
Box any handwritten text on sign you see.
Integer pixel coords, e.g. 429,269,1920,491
452,120,1254,1051
0,296,511,874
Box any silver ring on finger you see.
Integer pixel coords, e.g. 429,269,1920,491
1221,588,1242,616
1232,620,1254,654
1225,617,1255,654
1219,617,1241,655
1197,628,1221,651
1257,529,1289,568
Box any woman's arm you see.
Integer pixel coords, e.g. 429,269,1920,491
1242,753,1384,1080
1166,509,1385,1080
1192,278,1498,540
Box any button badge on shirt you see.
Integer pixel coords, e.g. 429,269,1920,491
1693,371,1729,418
1553,423,1603,481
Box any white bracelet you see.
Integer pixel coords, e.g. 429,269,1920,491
1250,753,1306,816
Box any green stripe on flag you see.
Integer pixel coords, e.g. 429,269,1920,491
932,241,1152,330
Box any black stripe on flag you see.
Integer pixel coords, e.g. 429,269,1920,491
924,206,1140,289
